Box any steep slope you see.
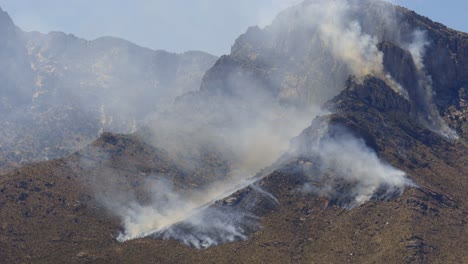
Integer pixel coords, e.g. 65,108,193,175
199,0,467,140
0,76,466,264
0,8,217,173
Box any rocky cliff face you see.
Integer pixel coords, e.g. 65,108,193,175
0,9,217,173
199,0,467,140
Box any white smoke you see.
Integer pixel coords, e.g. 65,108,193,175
403,30,459,139
87,0,428,248
156,206,259,249
103,175,262,247
276,0,385,79
406,30,429,71
93,79,316,245
301,125,414,208
311,0,384,77
111,175,279,248
0,0,459,252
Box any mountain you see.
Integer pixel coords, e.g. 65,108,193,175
200,0,467,140
0,7,217,173
0,1,467,263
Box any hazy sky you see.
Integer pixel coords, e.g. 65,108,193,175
0,0,466,55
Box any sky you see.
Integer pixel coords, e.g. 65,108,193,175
0,0,466,56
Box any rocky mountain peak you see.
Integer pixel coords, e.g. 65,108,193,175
329,76,411,114
200,0,468,141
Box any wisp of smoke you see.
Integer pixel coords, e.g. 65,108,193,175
403,30,459,139
155,206,259,249
276,0,385,80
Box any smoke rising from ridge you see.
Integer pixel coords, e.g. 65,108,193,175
302,0,384,77
76,0,450,248
113,177,255,243
403,30,459,139
109,95,316,242
295,123,414,208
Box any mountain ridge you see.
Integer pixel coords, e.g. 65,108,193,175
0,6,218,174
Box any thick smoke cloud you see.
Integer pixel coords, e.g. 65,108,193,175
300,0,384,77
108,92,316,243
297,124,414,208
303,0,457,139
89,168,263,247
0,0,459,250
80,0,447,248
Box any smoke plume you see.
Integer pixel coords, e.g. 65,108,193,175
302,0,384,77
403,30,459,139
79,0,445,248
90,170,265,247
296,124,414,208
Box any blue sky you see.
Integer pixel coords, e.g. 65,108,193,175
0,0,466,55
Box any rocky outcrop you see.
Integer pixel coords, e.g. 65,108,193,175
330,76,411,113
378,41,418,97
397,8,468,109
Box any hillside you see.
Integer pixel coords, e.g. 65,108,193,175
0,76,466,263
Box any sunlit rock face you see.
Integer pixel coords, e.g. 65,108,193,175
202,0,467,140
